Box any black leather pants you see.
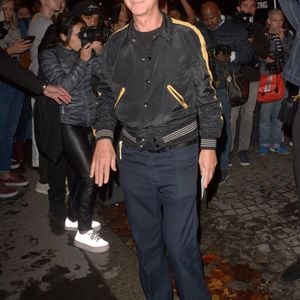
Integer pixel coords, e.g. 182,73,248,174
61,124,97,232
47,154,76,221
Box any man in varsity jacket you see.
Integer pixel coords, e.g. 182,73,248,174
91,0,223,298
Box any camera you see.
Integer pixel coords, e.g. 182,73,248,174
235,12,255,39
78,26,109,46
0,9,8,40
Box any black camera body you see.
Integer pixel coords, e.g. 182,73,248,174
78,26,109,46
235,12,255,39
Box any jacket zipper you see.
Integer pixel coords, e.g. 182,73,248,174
114,87,126,108
167,85,188,109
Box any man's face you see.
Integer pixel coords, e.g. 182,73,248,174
237,0,256,16
124,0,159,17
201,7,221,30
81,14,99,27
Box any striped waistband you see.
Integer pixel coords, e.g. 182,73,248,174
121,121,198,145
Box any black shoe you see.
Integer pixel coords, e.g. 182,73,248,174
281,259,300,281
238,150,250,166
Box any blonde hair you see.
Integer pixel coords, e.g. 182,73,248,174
0,0,18,30
268,8,284,19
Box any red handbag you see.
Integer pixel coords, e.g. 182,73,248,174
257,73,285,103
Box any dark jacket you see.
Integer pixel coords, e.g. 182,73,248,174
278,0,300,87
39,43,100,127
0,48,44,94
200,16,253,87
94,14,223,150
241,22,269,81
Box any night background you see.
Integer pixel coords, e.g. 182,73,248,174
20,0,278,23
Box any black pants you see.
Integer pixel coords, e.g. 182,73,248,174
293,104,300,195
47,154,76,218
61,124,97,231
119,144,210,300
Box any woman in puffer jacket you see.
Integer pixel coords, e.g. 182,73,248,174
39,14,109,254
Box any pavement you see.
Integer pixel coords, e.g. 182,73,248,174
0,170,144,300
1,142,300,299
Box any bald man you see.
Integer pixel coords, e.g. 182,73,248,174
200,1,253,184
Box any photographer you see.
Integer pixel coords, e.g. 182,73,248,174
200,1,253,184
38,14,109,253
71,0,105,54
229,0,269,166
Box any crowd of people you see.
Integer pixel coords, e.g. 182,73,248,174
1,0,300,297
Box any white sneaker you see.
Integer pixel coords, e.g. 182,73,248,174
64,217,101,232
74,230,109,253
35,182,49,195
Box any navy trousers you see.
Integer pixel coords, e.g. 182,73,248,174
119,143,210,300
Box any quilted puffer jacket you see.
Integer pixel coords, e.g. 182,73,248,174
39,43,100,127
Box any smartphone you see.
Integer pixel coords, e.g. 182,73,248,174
24,35,35,43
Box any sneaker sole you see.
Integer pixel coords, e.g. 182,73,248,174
73,240,109,253
35,188,48,194
11,164,20,170
269,148,289,155
65,225,101,232
4,181,29,187
0,191,18,198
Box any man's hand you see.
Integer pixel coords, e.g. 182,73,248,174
199,149,217,188
43,85,71,104
90,139,117,186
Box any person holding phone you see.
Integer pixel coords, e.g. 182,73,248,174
0,0,33,197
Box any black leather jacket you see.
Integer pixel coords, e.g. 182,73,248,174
95,14,223,150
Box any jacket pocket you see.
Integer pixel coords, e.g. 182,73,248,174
114,87,126,108
166,84,188,109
